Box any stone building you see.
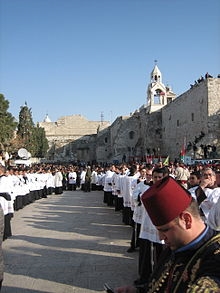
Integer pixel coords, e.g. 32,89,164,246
40,65,220,164
95,64,176,163
39,114,110,163
162,76,220,160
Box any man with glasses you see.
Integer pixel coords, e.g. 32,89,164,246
193,167,220,222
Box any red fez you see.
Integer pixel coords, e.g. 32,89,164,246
141,176,192,226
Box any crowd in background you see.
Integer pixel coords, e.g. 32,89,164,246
0,159,219,238
0,159,220,290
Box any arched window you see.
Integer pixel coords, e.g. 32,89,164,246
129,131,135,139
154,89,162,104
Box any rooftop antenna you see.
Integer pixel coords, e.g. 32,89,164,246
101,111,104,124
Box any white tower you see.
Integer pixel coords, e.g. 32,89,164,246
147,61,176,113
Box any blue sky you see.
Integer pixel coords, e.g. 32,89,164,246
0,0,220,124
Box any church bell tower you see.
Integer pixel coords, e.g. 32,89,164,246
146,61,176,113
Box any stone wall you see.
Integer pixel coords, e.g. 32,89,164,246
40,114,110,136
162,78,220,160
39,114,110,162
109,115,141,162
94,109,163,163
140,107,163,158
40,77,220,164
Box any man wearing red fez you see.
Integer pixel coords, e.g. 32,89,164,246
115,176,220,293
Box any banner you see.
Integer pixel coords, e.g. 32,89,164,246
180,137,187,162
163,156,169,166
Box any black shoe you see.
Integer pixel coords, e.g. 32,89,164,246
127,247,136,253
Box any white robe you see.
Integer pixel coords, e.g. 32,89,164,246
139,184,163,244
208,195,220,231
189,186,220,221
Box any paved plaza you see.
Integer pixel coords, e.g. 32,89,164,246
1,190,138,293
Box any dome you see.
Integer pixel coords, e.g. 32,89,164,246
44,114,52,123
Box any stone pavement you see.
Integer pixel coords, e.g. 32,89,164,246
2,190,139,293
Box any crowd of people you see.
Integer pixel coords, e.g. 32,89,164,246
0,159,219,292
98,161,220,292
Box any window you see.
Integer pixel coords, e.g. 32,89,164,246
104,137,108,143
129,131,134,139
191,113,194,121
153,89,164,104
154,94,160,104
177,120,180,127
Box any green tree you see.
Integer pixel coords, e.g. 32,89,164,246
17,102,49,157
17,102,35,148
0,94,17,150
17,102,36,155
32,124,49,157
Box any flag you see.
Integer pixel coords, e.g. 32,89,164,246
145,154,153,164
180,137,187,162
163,156,169,166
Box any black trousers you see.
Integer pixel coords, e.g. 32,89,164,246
55,187,63,194
103,191,111,203
84,181,91,192
122,207,133,225
138,238,163,282
114,196,123,211
130,222,141,249
68,183,76,191
3,213,12,240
